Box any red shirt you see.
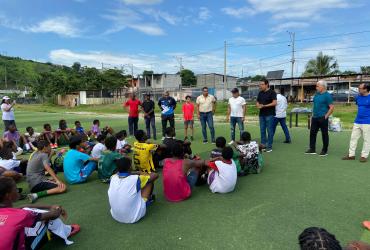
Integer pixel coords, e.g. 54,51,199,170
0,208,39,250
163,159,191,202
182,102,194,121
124,99,142,118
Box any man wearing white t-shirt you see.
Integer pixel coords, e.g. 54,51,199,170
272,89,291,143
226,88,246,144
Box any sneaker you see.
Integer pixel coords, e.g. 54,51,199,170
69,224,81,237
211,140,216,144
54,143,58,148
184,136,188,141
360,157,368,163
27,193,38,203
265,148,272,153
283,140,291,144
342,155,355,160
319,151,328,157
161,137,165,141
305,149,316,155
228,140,235,145
203,140,208,144
363,221,370,230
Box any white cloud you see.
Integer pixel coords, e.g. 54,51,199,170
0,15,82,37
270,21,309,34
221,6,255,18
102,8,165,36
141,9,179,25
198,7,211,21
28,16,81,37
223,0,351,20
121,0,162,5
232,26,246,33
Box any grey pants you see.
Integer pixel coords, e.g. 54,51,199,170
3,120,16,131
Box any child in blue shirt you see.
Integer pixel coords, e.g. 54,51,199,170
63,135,99,184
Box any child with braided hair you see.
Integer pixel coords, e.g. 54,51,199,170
298,227,342,250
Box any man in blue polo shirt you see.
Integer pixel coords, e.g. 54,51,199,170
158,91,176,139
342,83,370,163
305,80,334,156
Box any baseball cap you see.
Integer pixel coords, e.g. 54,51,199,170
2,96,10,100
231,88,239,93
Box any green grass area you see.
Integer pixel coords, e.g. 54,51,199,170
11,110,370,249
16,101,357,128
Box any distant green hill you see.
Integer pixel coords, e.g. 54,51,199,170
0,55,61,89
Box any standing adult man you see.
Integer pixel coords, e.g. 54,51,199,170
142,93,157,140
342,83,370,162
305,80,334,156
124,93,141,137
256,80,277,152
272,89,291,143
196,87,216,144
158,91,176,139
226,88,246,144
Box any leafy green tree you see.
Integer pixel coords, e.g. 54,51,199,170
360,66,370,74
180,69,196,87
72,62,81,72
302,52,338,76
143,70,154,76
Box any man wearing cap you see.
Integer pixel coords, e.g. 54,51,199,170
142,93,157,140
1,96,16,131
226,88,246,144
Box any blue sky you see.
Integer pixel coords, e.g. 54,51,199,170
1,0,370,77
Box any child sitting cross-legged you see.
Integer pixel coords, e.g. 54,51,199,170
63,135,99,184
232,131,264,175
24,126,40,151
210,136,243,176
91,134,107,159
41,123,57,149
133,130,161,173
108,157,158,224
207,146,238,194
3,124,28,153
98,136,122,183
162,142,208,202
115,130,131,154
26,141,67,203
0,177,80,250
55,120,73,146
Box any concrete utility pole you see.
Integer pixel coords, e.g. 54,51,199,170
224,40,227,100
288,31,295,96
175,56,183,90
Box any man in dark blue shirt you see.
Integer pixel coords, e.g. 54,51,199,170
157,91,176,139
342,83,370,163
305,80,334,156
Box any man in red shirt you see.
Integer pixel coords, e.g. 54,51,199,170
182,95,195,141
124,93,142,136
0,177,80,250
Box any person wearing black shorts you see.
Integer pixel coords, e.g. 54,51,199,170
26,141,66,203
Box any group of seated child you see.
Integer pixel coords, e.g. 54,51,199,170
0,118,265,248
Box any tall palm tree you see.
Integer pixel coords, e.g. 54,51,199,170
302,52,339,76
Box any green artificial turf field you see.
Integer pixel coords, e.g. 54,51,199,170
11,110,370,250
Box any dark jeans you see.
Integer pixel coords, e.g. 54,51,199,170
200,112,215,142
259,115,274,150
145,116,157,140
128,117,139,136
272,117,291,142
230,117,244,141
161,114,175,137
3,119,16,131
309,116,329,152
